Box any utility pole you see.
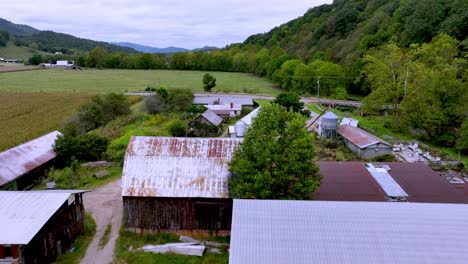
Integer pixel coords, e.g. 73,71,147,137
317,76,321,98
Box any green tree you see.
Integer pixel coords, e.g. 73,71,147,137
273,92,304,113
229,104,320,199
203,73,216,92
167,120,188,137
28,54,43,65
86,46,108,68
273,59,302,90
456,120,468,154
54,134,110,166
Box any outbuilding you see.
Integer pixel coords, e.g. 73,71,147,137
0,131,62,190
0,190,86,264
230,199,468,264
232,107,261,137
205,103,242,118
189,110,223,136
193,95,254,108
121,136,241,233
337,124,392,159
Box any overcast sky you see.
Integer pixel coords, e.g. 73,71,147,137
1,0,332,49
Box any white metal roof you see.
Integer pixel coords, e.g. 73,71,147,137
193,96,253,106
205,104,242,111
201,110,223,126
366,163,408,198
230,200,468,264
0,131,62,187
121,136,242,198
0,191,72,245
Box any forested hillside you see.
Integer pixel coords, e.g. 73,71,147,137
0,18,137,54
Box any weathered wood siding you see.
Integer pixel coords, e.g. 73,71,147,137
123,197,232,232
22,193,85,264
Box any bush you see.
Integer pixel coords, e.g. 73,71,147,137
167,88,194,112
203,73,216,92
167,120,187,137
142,95,168,114
54,134,110,166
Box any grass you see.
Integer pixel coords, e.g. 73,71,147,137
0,69,279,95
99,224,112,249
0,92,91,151
114,230,229,264
0,42,51,61
253,99,271,107
54,214,96,264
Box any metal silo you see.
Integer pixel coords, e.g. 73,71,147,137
320,111,338,139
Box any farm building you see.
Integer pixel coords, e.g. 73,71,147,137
337,124,392,159
0,190,86,264
313,162,468,203
231,107,261,137
189,110,223,137
121,136,242,232
193,95,254,108
0,131,62,190
229,199,468,264
205,103,242,118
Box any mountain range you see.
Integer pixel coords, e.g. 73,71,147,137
112,42,218,53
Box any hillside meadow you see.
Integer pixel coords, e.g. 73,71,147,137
0,68,278,95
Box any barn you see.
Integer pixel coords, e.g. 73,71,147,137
189,110,223,137
0,131,62,190
0,190,86,264
337,125,392,159
121,136,242,233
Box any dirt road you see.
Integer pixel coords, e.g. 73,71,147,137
81,179,122,264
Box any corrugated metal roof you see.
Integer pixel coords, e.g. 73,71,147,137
193,96,253,106
314,161,387,201
365,163,408,198
321,111,338,119
337,125,391,148
205,104,242,111
230,199,468,264
0,191,73,245
201,110,223,126
0,131,62,187
234,107,261,137
121,136,242,198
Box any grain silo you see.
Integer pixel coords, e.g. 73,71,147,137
320,111,338,139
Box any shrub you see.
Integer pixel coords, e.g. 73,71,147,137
203,73,216,92
142,95,168,114
167,120,187,137
54,134,110,166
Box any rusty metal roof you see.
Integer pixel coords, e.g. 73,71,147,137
201,110,223,126
0,131,62,187
121,136,242,198
337,125,391,148
313,162,386,201
314,162,467,204
0,191,76,245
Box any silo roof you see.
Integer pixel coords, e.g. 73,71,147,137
321,111,338,119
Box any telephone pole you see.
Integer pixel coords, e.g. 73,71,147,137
317,76,321,98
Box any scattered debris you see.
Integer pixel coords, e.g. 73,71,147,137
93,170,109,179
82,161,116,168
46,181,56,189
180,236,199,243
207,248,222,254
136,235,227,257
441,171,466,184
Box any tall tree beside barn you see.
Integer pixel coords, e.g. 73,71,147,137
229,103,320,200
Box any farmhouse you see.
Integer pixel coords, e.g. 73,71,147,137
313,161,467,203
229,200,468,264
193,95,254,108
4,59,20,63
337,124,392,159
189,110,223,136
0,131,62,190
121,136,242,232
0,190,86,264
231,107,261,137
205,103,242,118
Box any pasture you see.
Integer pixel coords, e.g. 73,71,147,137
0,93,91,151
0,69,279,95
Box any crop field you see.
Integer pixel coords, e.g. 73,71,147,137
0,93,91,151
0,69,279,95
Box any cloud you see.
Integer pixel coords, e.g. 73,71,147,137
2,0,332,49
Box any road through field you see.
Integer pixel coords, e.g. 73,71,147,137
81,179,122,264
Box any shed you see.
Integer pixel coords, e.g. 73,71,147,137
189,110,223,137
0,131,62,190
121,136,242,232
337,125,392,159
0,190,86,264
234,107,261,137
205,104,242,118
229,199,468,264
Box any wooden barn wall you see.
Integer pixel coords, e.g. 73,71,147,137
22,193,85,264
123,197,232,232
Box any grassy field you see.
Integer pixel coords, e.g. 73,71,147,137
0,42,51,61
0,92,91,151
0,69,279,95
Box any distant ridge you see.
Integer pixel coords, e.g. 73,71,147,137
113,42,218,53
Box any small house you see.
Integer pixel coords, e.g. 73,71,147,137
0,131,62,190
205,103,242,118
193,96,254,108
229,200,468,264
121,136,242,233
337,125,392,159
0,190,86,264
189,110,223,136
